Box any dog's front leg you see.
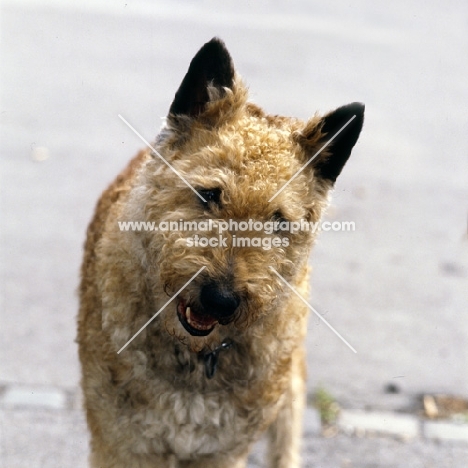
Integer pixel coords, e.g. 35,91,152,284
90,449,178,468
178,452,249,468
266,347,306,468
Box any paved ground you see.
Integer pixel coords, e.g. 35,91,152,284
2,403,468,468
1,0,467,466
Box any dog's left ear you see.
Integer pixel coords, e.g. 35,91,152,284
168,37,235,119
298,102,365,184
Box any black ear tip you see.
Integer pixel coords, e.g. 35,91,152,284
202,37,229,55
323,102,365,135
341,102,365,120
193,37,233,81
168,37,235,118
208,37,227,47
315,101,365,183
189,37,231,65
351,101,365,111
323,101,365,134
352,101,365,115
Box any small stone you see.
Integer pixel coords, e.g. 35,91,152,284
423,395,439,418
384,382,400,394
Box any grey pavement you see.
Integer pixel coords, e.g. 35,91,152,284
2,401,468,468
1,0,468,466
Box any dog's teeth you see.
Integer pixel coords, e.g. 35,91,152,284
186,306,192,324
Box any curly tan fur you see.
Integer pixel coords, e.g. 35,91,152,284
77,38,363,468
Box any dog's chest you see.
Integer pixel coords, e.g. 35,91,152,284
124,341,277,457
129,387,253,458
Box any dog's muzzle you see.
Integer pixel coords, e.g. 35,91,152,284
177,282,240,336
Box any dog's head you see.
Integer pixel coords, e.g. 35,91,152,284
135,38,364,352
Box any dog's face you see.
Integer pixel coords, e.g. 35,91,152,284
137,38,364,351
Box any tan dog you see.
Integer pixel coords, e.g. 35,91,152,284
77,38,364,468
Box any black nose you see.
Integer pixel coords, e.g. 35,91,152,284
200,282,240,319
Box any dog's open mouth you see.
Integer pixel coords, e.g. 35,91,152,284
177,299,218,336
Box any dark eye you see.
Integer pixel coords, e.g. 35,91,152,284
197,188,221,208
272,210,287,233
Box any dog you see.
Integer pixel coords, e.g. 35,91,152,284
77,37,364,468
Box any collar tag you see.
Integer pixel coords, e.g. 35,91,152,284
203,340,233,379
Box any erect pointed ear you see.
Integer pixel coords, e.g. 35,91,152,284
298,102,365,184
168,37,235,119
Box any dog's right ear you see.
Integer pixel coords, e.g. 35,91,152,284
296,103,365,185
168,38,235,119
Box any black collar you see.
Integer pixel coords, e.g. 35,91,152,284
202,340,233,379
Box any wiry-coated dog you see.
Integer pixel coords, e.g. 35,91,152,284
77,38,364,468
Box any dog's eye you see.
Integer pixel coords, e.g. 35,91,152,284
198,188,222,207
272,210,287,234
